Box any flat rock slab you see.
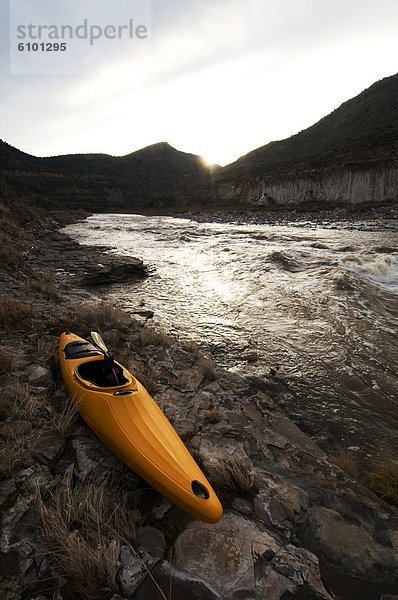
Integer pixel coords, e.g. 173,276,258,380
174,512,332,599
80,258,151,287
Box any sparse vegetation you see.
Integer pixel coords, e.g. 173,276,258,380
139,326,175,348
5,382,43,422
202,409,221,425
332,445,398,506
332,446,361,480
0,347,13,378
31,270,59,300
197,355,218,381
50,395,80,438
0,431,42,478
213,457,258,497
181,339,203,359
0,233,22,269
0,297,36,332
367,450,398,506
129,361,158,394
35,333,57,359
65,301,131,334
34,476,136,599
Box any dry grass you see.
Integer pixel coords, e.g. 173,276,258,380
366,450,398,505
31,271,59,300
181,340,219,380
34,476,136,599
0,347,13,378
332,447,361,480
0,431,43,478
242,349,260,363
197,355,218,381
0,233,22,269
70,300,130,333
202,409,221,425
35,334,57,359
139,326,175,348
0,297,36,332
181,339,203,359
50,395,80,438
104,329,134,365
0,382,44,423
214,457,258,497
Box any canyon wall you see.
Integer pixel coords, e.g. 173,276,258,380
216,160,398,209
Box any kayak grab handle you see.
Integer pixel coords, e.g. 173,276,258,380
192,480,210,499
113,390,138,396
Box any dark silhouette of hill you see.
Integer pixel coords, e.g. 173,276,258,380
1,73,397,211
217,73,398,183
0,141,218,210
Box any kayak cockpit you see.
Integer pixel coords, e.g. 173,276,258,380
76,359,129,388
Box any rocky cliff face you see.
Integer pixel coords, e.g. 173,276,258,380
215,74,398,210
216,160,398,208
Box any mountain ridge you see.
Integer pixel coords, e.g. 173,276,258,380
1,73,397,210
218,73,398,178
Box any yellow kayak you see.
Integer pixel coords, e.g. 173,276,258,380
59,331,223,523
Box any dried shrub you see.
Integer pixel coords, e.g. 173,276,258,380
129,362,158,395
31,270,60,300
181,339,203,359
0,233,22,269
0,431,43,478
202,410,221,425
366,450,398,505
5,382,43,422
214,457,258,497
35,334,57,359
139,326,174,348
34,476,136,599
0,347,13,378
197,355,218,381
50,395,80,438
332,446,361,480
0,297,35,332
67,301,130,334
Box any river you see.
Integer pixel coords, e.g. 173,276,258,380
64,213,398,457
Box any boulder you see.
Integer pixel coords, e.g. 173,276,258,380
136,526,166,559
118,545,142,597
72,436,122,481
254,479,309,539
174,513,332,599
26,365,53,388
303,506,398,582
135,560,220,600
80,259,149,287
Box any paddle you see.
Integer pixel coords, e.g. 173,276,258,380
90,331,120,385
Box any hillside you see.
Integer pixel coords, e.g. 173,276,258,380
0,141,218,211
215,73,398,208
219,74,398,179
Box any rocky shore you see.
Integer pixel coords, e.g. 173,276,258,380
178,205,398,231
1,200,398,600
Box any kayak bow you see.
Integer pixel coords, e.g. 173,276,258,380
59,331,223,523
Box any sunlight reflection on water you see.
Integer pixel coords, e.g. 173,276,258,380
64,213,398,452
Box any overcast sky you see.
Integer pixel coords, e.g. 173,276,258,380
1,0,397,165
